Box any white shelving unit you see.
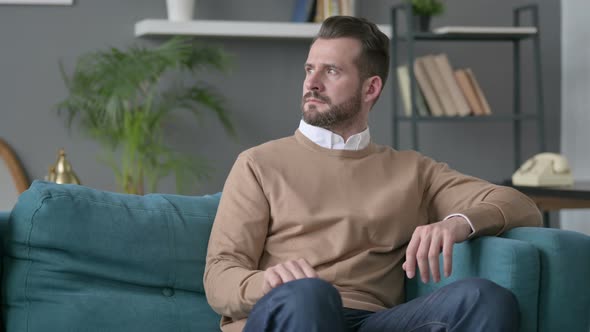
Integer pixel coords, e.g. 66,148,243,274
135,19,391,39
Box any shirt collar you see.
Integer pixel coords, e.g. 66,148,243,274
298,119,370,151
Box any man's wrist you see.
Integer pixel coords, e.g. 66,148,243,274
443,213,475,234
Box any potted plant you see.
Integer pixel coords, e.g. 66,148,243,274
407,0,445,32
56,37,235,195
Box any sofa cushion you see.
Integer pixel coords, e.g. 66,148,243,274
2,180,221,331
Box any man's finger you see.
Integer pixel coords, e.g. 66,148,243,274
274,264,296,283
443,236,454,278
265,269,283,290
405,234,421,279
416,238,430,283
428,236,442,283
297,258,318,278
285,260,307,279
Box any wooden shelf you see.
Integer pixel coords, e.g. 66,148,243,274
135,19,392,39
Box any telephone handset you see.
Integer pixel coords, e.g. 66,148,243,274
512,153,574,187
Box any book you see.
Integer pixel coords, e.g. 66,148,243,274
292,0,317,22
454,69,483,116
314,0,347,21
433,54,470,116
465,68,492,115
339,0,350,16
314,0,324,22
397,65,430,117
414,57,444,117
433,26,537,35
320,0,339,20
338,0,356,16
419,55,457,116
329,0,340,17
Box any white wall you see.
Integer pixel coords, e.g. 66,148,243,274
560,0,590,235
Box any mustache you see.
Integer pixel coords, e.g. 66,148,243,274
303,91,330,104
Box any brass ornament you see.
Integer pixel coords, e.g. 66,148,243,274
45,166,56,182
46,149,80,185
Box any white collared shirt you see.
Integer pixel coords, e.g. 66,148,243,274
297,118,475,233
298,119,370,150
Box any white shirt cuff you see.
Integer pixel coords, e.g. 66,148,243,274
444,213,475,234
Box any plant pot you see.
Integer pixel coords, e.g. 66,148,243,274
166,0,195,22
413,15,431,32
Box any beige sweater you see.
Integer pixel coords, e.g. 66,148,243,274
204,130,542,332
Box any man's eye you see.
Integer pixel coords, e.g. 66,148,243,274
306,68,314,74
327,68,337,74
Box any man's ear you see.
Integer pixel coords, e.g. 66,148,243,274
363,76,383,103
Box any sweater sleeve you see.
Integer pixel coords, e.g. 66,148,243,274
204,153,269,319
420,155,542,237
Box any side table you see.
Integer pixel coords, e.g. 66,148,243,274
502,180,590,227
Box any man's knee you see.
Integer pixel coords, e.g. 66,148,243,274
456,278,518,308
246,278,346,332
453,277,519,328
268,278,342,309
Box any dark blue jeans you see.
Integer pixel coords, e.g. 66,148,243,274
243,277,519,332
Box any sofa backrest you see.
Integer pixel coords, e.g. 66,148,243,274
2,180,222,331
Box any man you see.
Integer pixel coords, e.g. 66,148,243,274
204,16,542,332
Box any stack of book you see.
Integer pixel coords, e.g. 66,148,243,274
292,0,356,23
397,53,492,117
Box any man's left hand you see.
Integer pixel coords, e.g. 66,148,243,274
403,217,472,283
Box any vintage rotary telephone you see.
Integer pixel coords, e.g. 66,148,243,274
512,153,574,187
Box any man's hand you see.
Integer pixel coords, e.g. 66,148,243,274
262,258,318,294
403,217,472,283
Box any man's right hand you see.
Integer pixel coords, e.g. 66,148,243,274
262,258,318,294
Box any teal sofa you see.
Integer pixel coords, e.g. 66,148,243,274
0,181,589,332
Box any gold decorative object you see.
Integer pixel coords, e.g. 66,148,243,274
45,166,56,182
46,148,80,185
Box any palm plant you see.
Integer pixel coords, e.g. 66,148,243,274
56,37,235,194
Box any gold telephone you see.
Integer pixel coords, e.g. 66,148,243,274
512,153,574,187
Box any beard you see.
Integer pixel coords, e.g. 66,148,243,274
301,89,362,130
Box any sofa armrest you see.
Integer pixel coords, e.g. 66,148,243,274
0,210,9,242
405,235,540,332
0,211,9,224
503,227,590,332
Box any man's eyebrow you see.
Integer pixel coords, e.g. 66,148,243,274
305,63,342,70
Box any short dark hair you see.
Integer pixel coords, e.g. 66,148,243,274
314,16,390,86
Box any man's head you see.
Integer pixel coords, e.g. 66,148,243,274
314,16,390,86
301,16,390,134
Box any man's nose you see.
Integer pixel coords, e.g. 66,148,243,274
305,72,323,91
